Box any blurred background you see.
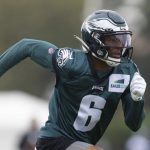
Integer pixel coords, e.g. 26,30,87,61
0,0,149,150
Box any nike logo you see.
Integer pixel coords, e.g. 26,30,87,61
92,85,104,91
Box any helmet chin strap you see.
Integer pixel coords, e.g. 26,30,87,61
91,52,120,67
106,57,120,67
74,35,89,53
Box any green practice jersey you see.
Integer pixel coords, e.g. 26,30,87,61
0,39,145,144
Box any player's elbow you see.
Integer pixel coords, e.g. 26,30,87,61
128,124,141,132
125,110,145,132
125,119,143,132
16,38,32,49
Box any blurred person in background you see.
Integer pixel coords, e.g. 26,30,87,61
0,10,147,150
125,134,150,150
18,118,39,150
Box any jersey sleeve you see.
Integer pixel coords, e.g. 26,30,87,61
0,38,58,76
121,61,145,131
51,48,88,78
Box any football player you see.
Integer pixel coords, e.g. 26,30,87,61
0,10,146,150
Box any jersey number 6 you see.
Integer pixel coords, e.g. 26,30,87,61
73,95,106,132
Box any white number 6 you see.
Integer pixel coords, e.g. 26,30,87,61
73,95,106,132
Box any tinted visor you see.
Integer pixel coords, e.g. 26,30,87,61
101,32,132,48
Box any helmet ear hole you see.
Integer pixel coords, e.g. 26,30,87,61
89,44,96,51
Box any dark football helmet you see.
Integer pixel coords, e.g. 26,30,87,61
77,9,133,67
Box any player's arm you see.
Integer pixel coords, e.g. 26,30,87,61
0,38,58,76
121,72,146,131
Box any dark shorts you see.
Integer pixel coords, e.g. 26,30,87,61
35,136,76,150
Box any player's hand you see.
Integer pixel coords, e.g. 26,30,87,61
130,72,147,101
87,145,104,150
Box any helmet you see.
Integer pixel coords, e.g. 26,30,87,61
80,10,133,67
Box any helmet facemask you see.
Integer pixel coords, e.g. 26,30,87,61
90,31,133,67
